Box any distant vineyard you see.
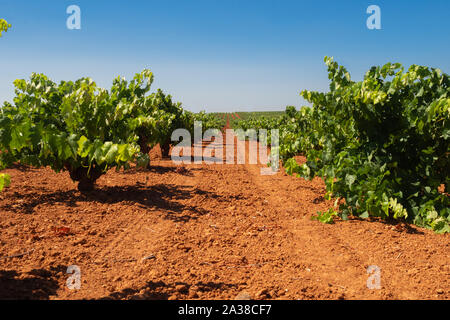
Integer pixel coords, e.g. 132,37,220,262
211,111,285,128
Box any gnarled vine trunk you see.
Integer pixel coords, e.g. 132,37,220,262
138,131,152,169
160,142,171,159
66,164,104,193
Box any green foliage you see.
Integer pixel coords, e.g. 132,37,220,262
0,19,10,37
175,111,226,147
232,113,282,145
193,111,226,134
227,111,284,127
0,173,10,191
0,70,170,191
284,57,449,233
0,19,11,188
311,208,338,224
232,106,313,158
145,99,226,156
150,89,183,148
110,74,175,158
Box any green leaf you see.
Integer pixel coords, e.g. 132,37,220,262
345,174,356,188
104,144,118,163
0,173,11,191
359,212,369,219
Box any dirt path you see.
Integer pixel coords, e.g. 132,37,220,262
0,132,448,300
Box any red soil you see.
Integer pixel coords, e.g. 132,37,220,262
0,135,448,300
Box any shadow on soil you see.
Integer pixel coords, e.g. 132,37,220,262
99,280,238,300
377,219,425,235
0,266,65,299
121,165,197,176
340,216,425,235
8,163,36,172
1,184,222,222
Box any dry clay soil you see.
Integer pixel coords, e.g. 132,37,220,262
0,130,449,300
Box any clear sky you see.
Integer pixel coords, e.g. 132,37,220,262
0,0,449,112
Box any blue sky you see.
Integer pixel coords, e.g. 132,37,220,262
0,0,449,112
